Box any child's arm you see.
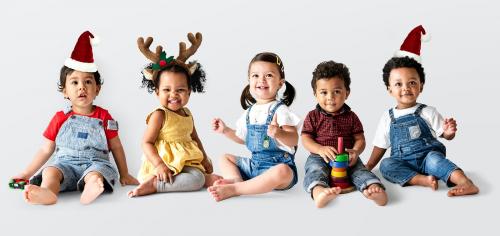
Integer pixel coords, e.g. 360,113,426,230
365,146,387,171
191,124,213,174
212,118,245,144
108,136,139,186
267,114,298,147
346,133,366,167
301,134,336,163
143,110,174,183
441,118,457,140
13,138,55,179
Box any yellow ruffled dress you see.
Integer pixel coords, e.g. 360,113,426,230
137,107,205,182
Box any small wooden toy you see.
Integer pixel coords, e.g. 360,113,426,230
9,178,29,190
329,137,355,193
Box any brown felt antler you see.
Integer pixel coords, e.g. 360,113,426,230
137,37,163,80
177,32,202,63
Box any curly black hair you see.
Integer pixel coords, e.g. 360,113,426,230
58,66,102,92
382,56,425,87
240,52,296,109
311,60,351,93
141,62,206,94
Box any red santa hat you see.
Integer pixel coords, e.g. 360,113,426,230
394,25,431,63
64,31,100,72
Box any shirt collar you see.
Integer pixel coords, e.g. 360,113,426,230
316,103,351,117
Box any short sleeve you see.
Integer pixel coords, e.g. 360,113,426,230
301,111,316,138
372,111,391,149
43,112,64,141
421,106,445,137
235,110,248,140
351,112,364,134
276,106,301,127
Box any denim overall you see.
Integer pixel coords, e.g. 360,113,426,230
380,104,458,186
31,109,118,192
235,102,298,190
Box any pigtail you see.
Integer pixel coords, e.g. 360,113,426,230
240,85,256,110
140,63,158,93
188,61,206,93
280,80,296,106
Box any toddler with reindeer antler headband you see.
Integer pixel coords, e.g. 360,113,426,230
128,32,222,197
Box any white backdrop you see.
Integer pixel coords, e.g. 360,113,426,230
1,0,498,235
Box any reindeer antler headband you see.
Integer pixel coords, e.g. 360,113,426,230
138,32,202,80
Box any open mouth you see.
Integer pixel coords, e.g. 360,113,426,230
78,94,87,99
256,85,269,90
168,99,180,104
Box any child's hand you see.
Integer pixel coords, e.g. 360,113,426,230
317,146,338,163
442,118,458,138
154,163,174,184
267,114,281,138
212,118,227,134
119,173,139,186
345,148,359,167
11,172,31,181
201,157,214,174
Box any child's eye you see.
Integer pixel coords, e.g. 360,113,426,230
394,82,402,87
163,88,170,92
265,74,273,79
251,74,259,78
85,80,94,84
71,81,78,85
177,89,186,93
409,81,417,86
320,91,327,95
334,90,341,94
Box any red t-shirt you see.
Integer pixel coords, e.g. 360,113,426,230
43,106,118,143
301,104,364,152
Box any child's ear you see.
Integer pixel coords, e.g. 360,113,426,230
155,88,159,96
420,83,424,92
96,85,101,96
387,86,391,93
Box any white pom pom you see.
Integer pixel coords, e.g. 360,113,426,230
90,35,100,46
421,33,431,42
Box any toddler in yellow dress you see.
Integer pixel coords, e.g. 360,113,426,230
128,33,221,197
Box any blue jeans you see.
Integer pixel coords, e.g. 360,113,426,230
303,154,383,196
380,150,459,187
235,152,298,190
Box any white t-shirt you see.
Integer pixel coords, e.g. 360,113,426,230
235,101,301,154
372,103,445,149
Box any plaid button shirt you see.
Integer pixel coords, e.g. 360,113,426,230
301,104,364,151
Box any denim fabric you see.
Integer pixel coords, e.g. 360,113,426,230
31,114,118,192
303,154,383,195
235,102,298,190
380,104,458,186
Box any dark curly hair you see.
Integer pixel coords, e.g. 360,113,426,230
382,56,425,87
141,62,206,94
311,60,351,93
58,66,102,92
240,52,296,109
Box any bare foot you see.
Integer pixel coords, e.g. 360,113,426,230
207,184,239,202
213,178,240,186
363,184,388,206
313,186,341,208
80,175,105,204
23,185,57,205
409,175,438,190
127,176,157,198
447,180,479,197
204,174,223,187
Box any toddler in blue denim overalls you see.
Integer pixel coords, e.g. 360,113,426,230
12,31,138,205
366,25,478,197
209,52,300,202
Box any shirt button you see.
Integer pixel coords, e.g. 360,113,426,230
98,121,103,126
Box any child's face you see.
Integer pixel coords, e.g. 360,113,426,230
314,77,350,114
156,71,190,112
387,67,423,109
248,61,284,104
63,70,100,113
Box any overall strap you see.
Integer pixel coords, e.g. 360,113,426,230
414,104,427,116
388,108,396,123
266,101,284,125
245,105,254,125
